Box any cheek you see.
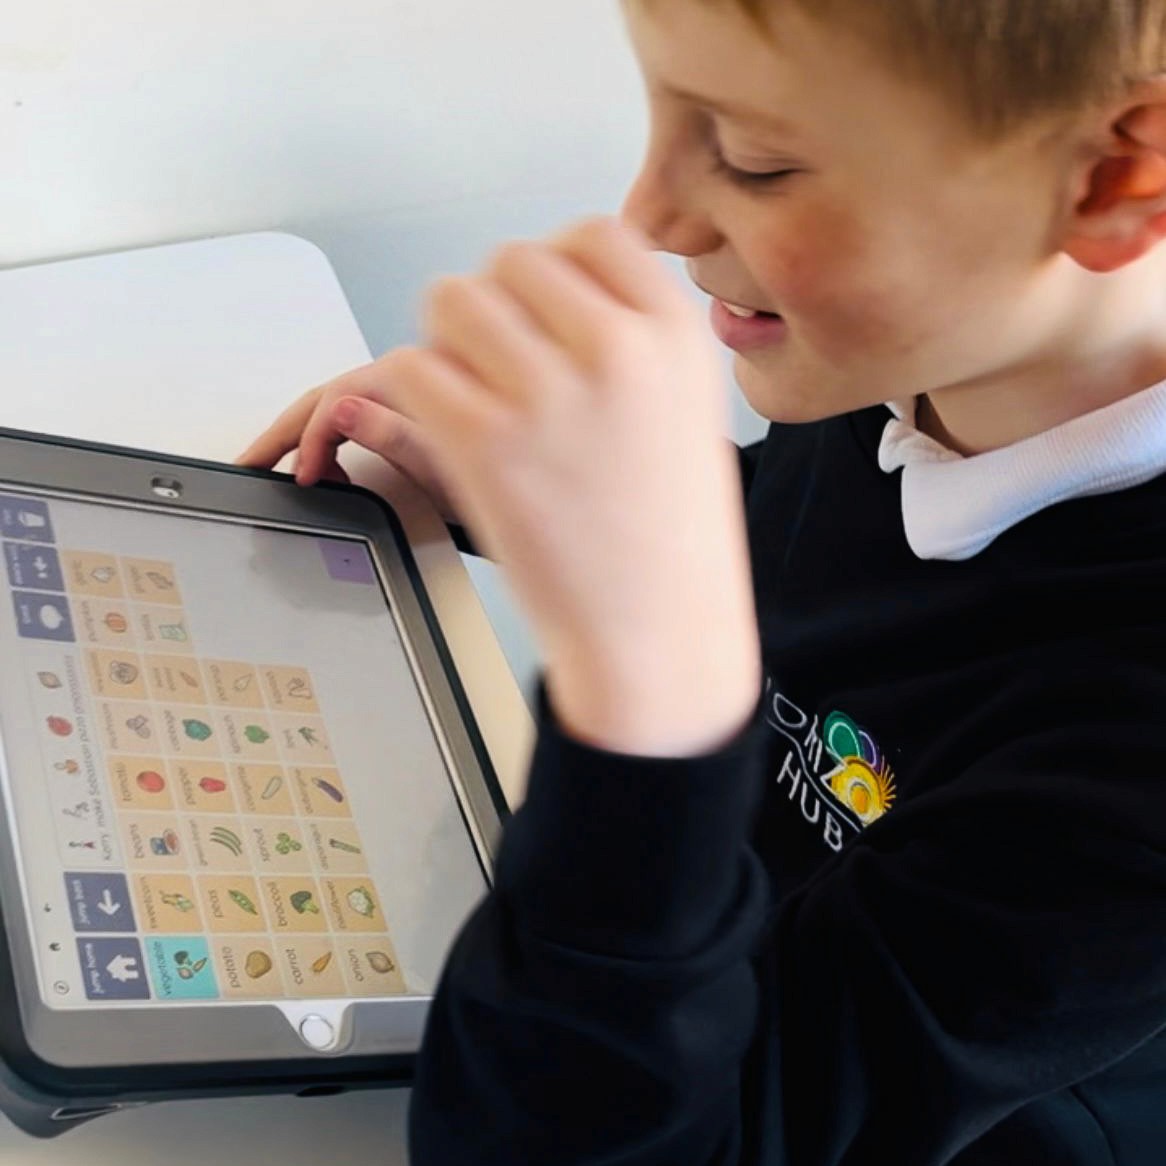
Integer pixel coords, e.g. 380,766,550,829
749,209,902,349
750,207,968,367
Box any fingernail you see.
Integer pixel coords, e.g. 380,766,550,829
333,399,359,434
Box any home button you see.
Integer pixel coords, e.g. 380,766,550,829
298,1014,337,1051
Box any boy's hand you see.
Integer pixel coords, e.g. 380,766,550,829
388,217,760,755
236,364,460,522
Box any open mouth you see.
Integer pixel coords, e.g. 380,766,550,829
709,297,788,351
720,300,781,321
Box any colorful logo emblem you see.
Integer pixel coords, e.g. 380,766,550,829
822,712,896,826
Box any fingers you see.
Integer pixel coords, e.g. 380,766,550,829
236,385,325,468
294,360,414,485
293,393,348,486
235,217,676,492
380,346,495,444
549,216,689,317
422,276,568,403
318,461,352,485
331,394,455,515
485,241,624,359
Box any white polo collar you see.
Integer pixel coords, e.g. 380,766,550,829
878,382,1166,560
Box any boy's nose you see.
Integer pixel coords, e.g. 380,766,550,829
621,169,723,258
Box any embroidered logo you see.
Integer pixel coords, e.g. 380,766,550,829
764,678,897,852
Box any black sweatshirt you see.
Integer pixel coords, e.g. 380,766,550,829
411,404,1166,1165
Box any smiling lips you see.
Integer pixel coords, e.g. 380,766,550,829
721,300,781,319
709,297,788,350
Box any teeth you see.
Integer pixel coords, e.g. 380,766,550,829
722,301,759,318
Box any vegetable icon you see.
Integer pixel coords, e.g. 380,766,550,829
149,831,181,856
211,827,243,856
173,950,208,981
109,661,139,685
245,951,272,979
290,890,319,915
312,777,344,804
228,889,259,915
275,832,302,856
126,715,150,738
184,719,212,742
137,770,166,794
346,887,376,918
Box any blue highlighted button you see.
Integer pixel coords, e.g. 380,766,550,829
77,937,150,1001
64,872,135,933
0,496,54,543
11,590,74,642
5,542,64,591
146,937,219,1000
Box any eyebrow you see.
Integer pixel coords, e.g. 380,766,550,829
660,84,799,133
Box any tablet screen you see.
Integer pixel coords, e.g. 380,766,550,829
0,488,488,1010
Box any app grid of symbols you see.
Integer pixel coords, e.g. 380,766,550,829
2,494,404,1004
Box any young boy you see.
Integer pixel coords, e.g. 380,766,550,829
240,1,1166,1161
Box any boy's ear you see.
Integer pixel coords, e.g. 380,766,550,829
1062,80,1166,274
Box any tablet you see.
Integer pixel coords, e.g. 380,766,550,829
0,428,502,1133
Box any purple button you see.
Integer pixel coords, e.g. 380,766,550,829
12,590,75,642
4,542,64,591
319,538,376,584
64,872,135,933
0,496,54,543
76,936,150,1001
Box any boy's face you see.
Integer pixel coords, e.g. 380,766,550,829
621,2,1080,423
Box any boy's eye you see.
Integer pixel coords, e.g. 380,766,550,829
709,141,797,188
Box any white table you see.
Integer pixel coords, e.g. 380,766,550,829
0,232,534,1162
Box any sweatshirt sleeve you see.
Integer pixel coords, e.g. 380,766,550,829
445,522,480,557
409,683,771,1165
738,440,765,500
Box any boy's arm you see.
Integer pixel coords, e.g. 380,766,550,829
410,667,1166,1165
410,684,770,1166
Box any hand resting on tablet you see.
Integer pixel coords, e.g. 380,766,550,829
237,360,461,524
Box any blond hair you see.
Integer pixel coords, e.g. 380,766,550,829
688,1,1166,136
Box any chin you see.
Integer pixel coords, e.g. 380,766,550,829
732,353,851,425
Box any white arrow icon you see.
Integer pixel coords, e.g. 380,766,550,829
97,890,121,916
106,955,139,983
32,555,49,578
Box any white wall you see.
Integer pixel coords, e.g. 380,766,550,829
1,0,767,697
